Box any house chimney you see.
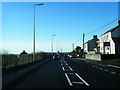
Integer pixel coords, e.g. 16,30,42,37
93,35,97,39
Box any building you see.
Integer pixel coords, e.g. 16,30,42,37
100,20,120,54
83,35,99,54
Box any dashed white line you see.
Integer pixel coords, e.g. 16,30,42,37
62,67,65,71
107,65,120,69
69,66,73,71
75,73,90,86
99,68,103,70
104,69,109,72
110,72,116,74
95,67,98,68
65,73,73,86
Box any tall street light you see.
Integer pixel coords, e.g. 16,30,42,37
33,3,43,62
51,34,55,58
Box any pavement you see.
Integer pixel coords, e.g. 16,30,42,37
73,58,120,69
2,59,51,88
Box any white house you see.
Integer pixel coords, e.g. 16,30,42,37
100,20,120,54
83,35,99,54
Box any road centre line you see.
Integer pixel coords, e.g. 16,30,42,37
62,67,65,71
99,68,103,70
69,66,73,71
64,73,73,86
75,73,90,86
104,69,109,72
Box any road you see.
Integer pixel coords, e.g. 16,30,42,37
7,56,120,88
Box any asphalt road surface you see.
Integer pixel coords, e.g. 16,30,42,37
7,56,120,88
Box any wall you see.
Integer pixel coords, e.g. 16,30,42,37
85,54,101,61
2,54,49,70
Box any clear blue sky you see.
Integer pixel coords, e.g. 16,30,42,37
2,2,118,54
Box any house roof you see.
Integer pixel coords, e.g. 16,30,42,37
101,25,119,36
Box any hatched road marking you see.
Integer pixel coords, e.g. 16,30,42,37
65,73,73,86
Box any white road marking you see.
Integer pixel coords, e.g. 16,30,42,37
66,63,68,66
95,67,98,68
65,73,73,86
68,73,74,75
92,66,95,67
99,68,103,70
62,67,65,71
61,64,63,66
69,66,73,71
104,69,109,72
110,72,116,74
72,81,84,84
75,73,90,86
107,65,120,69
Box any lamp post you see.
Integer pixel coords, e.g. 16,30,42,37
33,3,43,62
51,34,55,58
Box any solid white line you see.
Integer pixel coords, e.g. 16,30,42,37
75,73,90,86
64,73,73,86
62,67,65,71
69,66,73,71
107,65,120,69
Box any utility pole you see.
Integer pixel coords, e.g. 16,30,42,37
83,33,85,58
72,43,74,51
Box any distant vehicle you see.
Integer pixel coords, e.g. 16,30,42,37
53,54,60,60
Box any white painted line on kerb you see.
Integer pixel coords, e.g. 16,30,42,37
62,67,65,71
75,73,90,86
69,66,73,71
64,73,73,86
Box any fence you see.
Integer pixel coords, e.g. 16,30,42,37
2,54,51,70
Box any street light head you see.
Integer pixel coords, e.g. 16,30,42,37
35,3,44,5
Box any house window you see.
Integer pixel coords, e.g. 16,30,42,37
106,46,110,50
